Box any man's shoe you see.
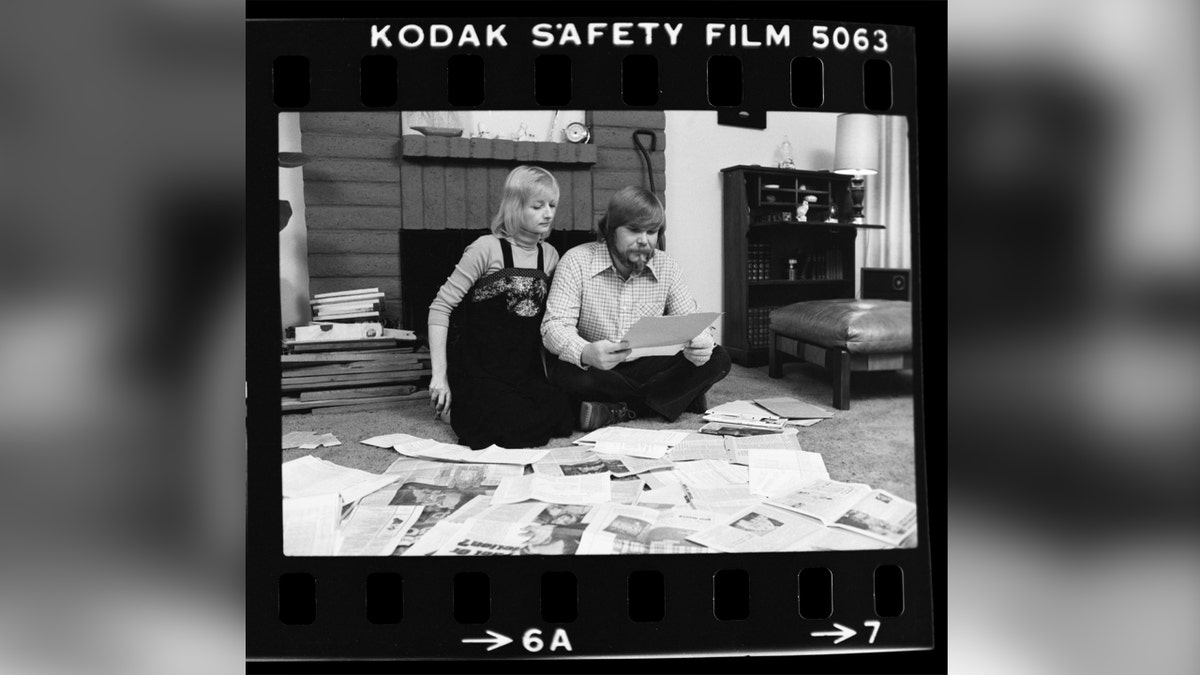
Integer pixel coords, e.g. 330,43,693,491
685,393,709,414
579,401,637,432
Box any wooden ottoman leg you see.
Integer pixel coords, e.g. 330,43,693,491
768,330,782,378
830,348,851,410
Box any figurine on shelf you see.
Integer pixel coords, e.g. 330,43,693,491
515,123,536,142
796,195,818,222
473,122,497,140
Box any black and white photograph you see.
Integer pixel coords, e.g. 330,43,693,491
277,108,918,557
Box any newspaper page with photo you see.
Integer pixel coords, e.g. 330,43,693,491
404,462,523,488
431,502,550,556
595,453,674,477
686,503,825,553
336,491,424,556
387,482,494,555
767,480,917,546
530,447,608,476
577,504,717,554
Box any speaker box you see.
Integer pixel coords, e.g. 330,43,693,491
861,267,911,301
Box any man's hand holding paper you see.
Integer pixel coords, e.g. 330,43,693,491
684,330,715,366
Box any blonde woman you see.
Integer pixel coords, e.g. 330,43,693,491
427,165,575,448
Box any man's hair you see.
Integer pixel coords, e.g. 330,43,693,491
596,185,666,248
490,165,560,238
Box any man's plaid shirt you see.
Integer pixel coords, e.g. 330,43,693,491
541,242,714,367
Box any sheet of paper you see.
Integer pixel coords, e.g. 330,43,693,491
531,447,608,476
400,519,468,556
748,449,830,498
405,463,524,489
283,493,342,556
361,432,424,449
475,445,550,465
382,457,445,476
727,429,801,452
594,453,674,477
667,433,728,461
766,478,873,524
673,459,748,489
281,455,401,504
831,490,918,546
704,400,781,420
282,431,341,449
638,483,689,506
639,469,683,491
789,526,892,552
336,503,423,556
754,396,835,419
575,427,690,447
687,484,759,512
609,477,646,505
620,312,721,350
491,473,612,505
593,441,670,459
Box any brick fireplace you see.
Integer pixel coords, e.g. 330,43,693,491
300,111,666,335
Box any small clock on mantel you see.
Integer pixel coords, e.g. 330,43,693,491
564,122,591,143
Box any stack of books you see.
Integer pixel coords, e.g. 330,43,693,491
281,327,431,414
311,288,387,322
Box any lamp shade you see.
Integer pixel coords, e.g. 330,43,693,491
833,114,880,175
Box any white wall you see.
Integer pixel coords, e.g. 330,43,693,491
279,112,311,331
663,111,842,343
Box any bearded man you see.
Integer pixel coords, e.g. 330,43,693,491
541,186,731,431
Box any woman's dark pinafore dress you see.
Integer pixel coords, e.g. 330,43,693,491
447,238,575,449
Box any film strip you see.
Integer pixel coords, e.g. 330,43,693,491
249,4,938,667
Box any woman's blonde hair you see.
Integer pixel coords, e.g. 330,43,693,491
490,165,560,238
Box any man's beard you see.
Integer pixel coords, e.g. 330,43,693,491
609,240,656,273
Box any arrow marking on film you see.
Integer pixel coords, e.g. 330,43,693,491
461,630,513,652
811,623,857,645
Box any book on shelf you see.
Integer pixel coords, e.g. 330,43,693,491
313,311,381,321
312,288,380,299
314,300,383,315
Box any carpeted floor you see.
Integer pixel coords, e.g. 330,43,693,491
281,360,918,502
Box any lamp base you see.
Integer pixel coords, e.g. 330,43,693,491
848,175,866,224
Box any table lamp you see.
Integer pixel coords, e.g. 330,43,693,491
833,113,880,224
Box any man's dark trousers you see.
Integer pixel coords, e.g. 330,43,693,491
548,346,732,422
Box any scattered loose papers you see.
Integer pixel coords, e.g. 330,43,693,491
281,419,915,555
